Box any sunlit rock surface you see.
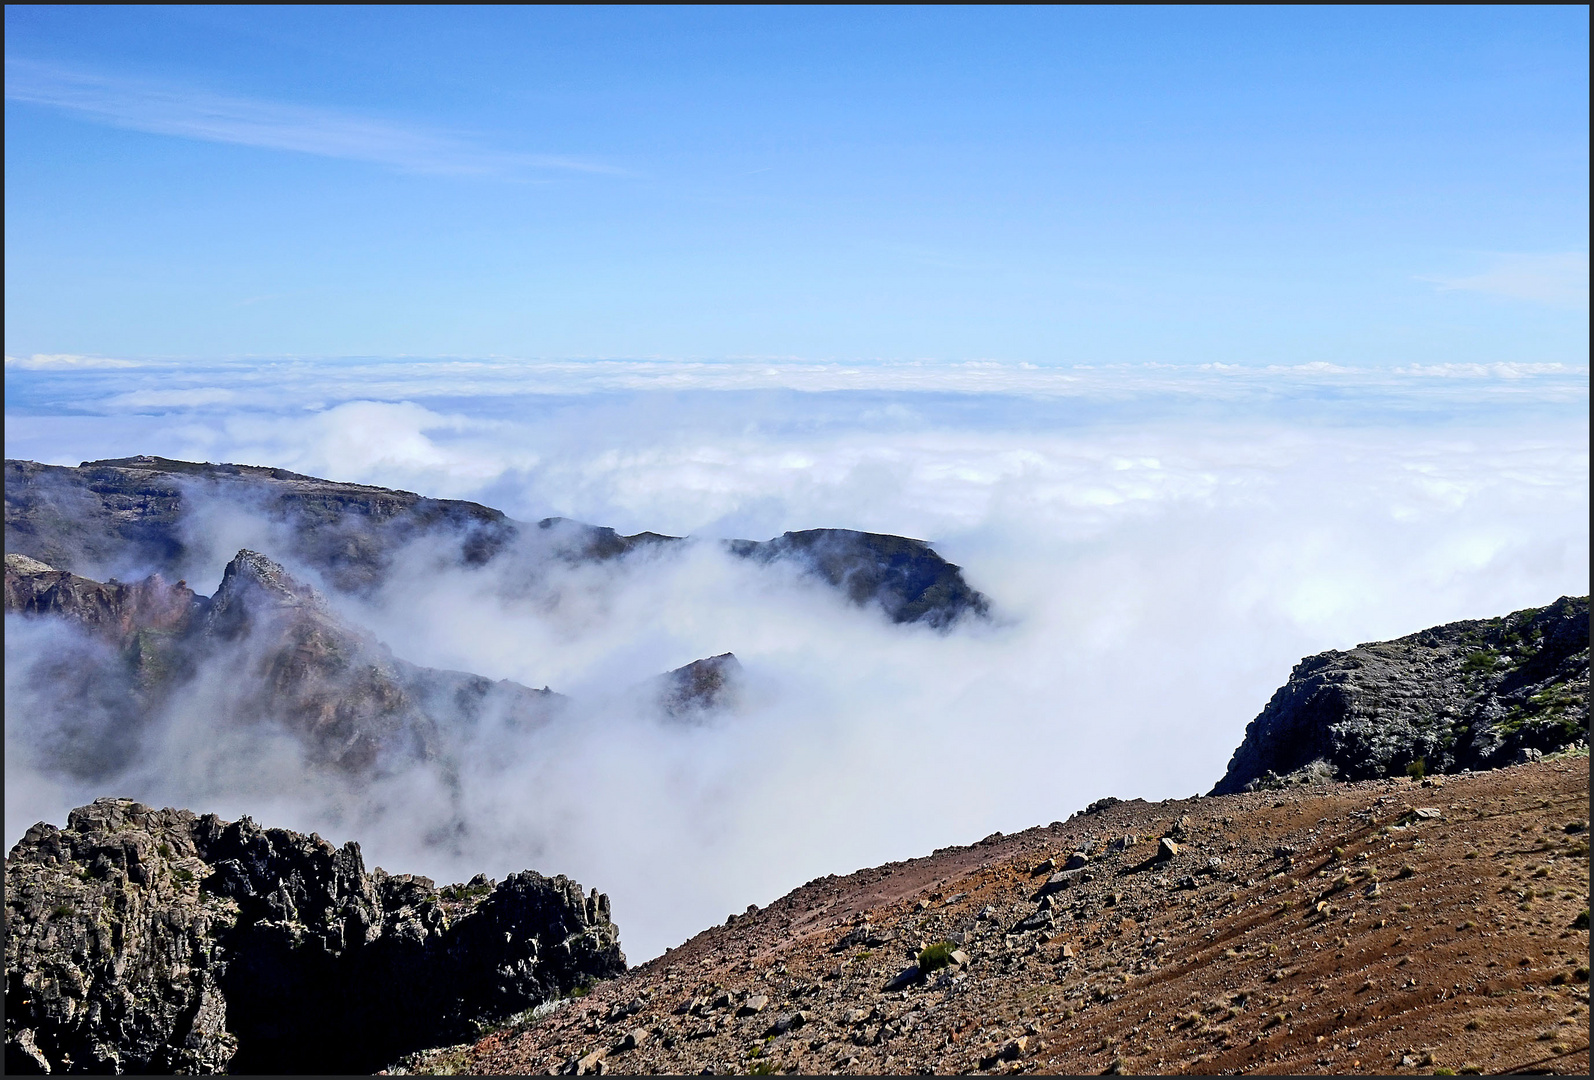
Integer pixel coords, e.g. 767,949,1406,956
4,798,625,1074
1212,596,1589,794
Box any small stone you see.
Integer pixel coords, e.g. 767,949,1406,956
1062,853,1088,871
574,1047,608,1075
737,994,769,1016
883,965,922,991
769,1010,809,1035
950,949,970,967
619,1028,648,1051
1158,837,1181,859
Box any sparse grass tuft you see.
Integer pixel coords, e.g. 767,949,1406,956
918,941,957,973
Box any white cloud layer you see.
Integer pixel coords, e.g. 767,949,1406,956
4,368,1588,960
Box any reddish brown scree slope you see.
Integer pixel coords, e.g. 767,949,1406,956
392,757,1590,1076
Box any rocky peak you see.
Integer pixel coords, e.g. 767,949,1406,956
657,653,743,720
205,548,325,639
5,798,626,1075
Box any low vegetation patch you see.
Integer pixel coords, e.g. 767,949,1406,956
917,941,957,973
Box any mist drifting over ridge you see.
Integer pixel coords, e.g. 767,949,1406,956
5,360,1589,960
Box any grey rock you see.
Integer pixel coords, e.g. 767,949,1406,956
4,798,625,1074
724,528,990,628
1211,597,1588,794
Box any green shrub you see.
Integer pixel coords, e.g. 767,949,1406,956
918,941,957,972
1406,759,1426,781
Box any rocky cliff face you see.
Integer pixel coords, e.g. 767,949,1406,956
5,457,989,628
1211,596,1589,795
727,528,989,628
5,798,625,1074
5,549,560,780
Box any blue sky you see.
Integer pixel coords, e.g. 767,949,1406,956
5,5,1588,364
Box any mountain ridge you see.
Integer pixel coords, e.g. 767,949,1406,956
4,456,991,628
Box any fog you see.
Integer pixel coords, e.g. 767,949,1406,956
4,363,1588,959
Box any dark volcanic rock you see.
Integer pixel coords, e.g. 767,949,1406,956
4,798,625,1075
6,458,990,628
533,515,681,564
4,456,520,594
657,653,742,721
1211,596,1590,795
728,528,989,628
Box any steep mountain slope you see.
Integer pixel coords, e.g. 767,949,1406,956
5,549,560,779
5,798,624,1074
1212,597,1589,795
5,456,990,627
401,757,1590,1077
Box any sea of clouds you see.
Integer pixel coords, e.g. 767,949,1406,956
4,357,1588,959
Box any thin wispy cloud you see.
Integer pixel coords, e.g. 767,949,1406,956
4,353,143,370
1424,252,1590,309
4,59,617,178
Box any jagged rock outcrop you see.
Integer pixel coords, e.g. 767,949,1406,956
5,549,561,779
5,457,990,627
3,553,207,638
727,528,989,628
656,653,742,721
1211,596,1589,795
5,798,626,1074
